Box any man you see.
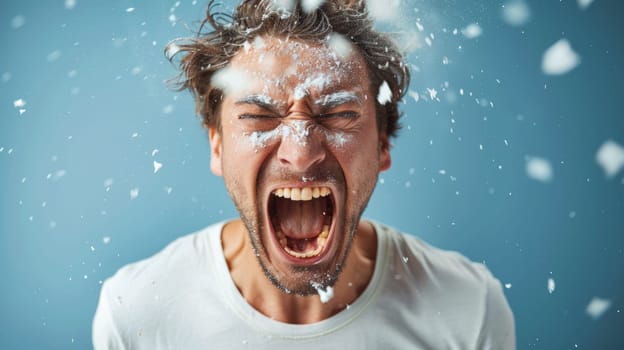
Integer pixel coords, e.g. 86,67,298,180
93,0,515,348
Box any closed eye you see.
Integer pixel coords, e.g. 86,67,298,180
238,114,279,120
238,114,281,131
317,111,360,130
318,111,359,119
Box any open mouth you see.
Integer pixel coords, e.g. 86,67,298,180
269,186,334,260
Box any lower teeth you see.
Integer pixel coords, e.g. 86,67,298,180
279,225,329,258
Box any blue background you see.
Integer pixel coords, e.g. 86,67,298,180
1,0,622,348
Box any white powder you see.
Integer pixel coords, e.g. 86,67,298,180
153,161,163,174
288,120,312,146
547,278,556,294
526,156,553,183
323,130,352,147
311,281,334,303
377,81,392,105
301,0,325,13
502,0,531,27
586,297,611,320
253,36,266,49
327,33,352,59
293,74,332,100
245,127,284,148
315,91,360,107
462,23,483,39
542,39,580,76
596,140,624,178
211,67,247,95
365,0,400,22
578,0,594,10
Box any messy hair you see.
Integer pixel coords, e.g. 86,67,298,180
167,0,410,138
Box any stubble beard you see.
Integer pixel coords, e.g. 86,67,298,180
224,162,379,297
239,205,360,296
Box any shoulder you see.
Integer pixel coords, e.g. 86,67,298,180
93,222,226,348
107,222,223,291
372,221,516,348
375,221,496,288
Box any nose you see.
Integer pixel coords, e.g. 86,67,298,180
276,120,326,172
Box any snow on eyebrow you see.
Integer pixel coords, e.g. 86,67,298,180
501,0,531,27
462,23,483,39
293,74,332,100
315,91,361,108
525,156,553,183
596,140,624,178
586,297,611,320
542,39,580,75
211,67,247,95
377,81,392,105
236,94,285,110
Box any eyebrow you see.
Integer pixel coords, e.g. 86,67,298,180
234,94,285,113
314,91,362,109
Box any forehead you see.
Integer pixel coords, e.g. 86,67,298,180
223,35,370,96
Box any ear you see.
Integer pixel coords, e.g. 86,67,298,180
208,127,223,176
379,134,392,172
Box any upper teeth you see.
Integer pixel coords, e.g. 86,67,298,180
273,187,331,201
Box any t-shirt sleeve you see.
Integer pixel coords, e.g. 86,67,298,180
92,280,127,350
477,275,516,350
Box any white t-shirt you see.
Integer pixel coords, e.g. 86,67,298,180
93,221,515,349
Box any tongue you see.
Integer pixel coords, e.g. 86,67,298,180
275,198,327,239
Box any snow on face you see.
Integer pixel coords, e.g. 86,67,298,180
243,116,354,150
211,67,248,96
327,33,353,60
311,281,334,303
230,38,364,151
293,74,332,100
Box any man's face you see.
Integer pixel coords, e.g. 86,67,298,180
209,35,391,295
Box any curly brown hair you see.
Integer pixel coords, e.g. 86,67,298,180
167,0,410,138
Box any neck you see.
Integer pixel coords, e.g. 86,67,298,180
222,220,377,324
